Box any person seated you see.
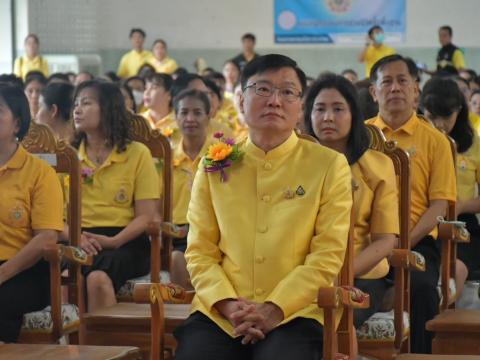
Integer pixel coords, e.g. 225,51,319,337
117,28,153,79
0,84,63,343
36,82,74,142
148,39,178,75
341,69,359,84
420,76,478,285
119,83,136,113
305,74,398,327
71,80,160,312
204,79,238,132
74,71,94,87
141,73,174,135
13,34,49,80
367,54,456,354
471,90,480,117
124,76,146,112
454,75,480,134
169,89,214,289
24,71,47,119
174,54,352,360
223,60,241,98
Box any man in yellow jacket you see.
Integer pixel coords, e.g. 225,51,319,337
174,54,353,360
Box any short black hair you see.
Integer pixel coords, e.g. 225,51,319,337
47,72,70,84
368,25,383,37
204,78,222,101
173,89,211,115
25,33,39,44
341,69,358,77
304,74,369,164
130,28,146,38
0,83,31,140
420,76,472,153
41,82,74,121
369,54,419,83
171,73,206,99
242,33,256,42
0,74,24,88
152,39,167,48
25,71,47,87
145,73,173,91
240,54,307,93
439,25,453,37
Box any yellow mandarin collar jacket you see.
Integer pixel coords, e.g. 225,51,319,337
185,131,353,336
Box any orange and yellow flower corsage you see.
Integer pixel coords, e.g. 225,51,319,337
161,127,177,138
203,132,243,182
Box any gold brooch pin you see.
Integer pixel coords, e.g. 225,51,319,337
295,186,305,196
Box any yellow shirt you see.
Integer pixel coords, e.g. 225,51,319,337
364,44,396,78
13,55,49,80
351,149,399,279
457,135,480,202
148,56,178,74
0,146,63,260
366,113,457,238
117,49,153,79
79,141,160,228
469,112,480,135
186,132,352,336
452,49,466,70
172,139,213,224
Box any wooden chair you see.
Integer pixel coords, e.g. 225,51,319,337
19,121,93,343
353,124,426,359
425,135,480,355
115,113,173,301
0,343,142,360
83,116,173,359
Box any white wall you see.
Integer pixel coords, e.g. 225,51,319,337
19,0,480,52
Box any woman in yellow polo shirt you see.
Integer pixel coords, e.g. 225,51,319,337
148,39,178,75
421,77,477,283
170,89,213,288
0,84,64,342
36,82,74,142
24,71,47,119
141,73,175,134
305,74,398,327
71,80,160,312
13,34,49,80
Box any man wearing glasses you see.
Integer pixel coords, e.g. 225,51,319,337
174,54,353,360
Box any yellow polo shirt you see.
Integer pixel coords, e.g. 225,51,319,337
366,113,456,238
79,141,160,228
172,139,212,224
148,56,178,74
117,50,153,79
351,149,399,279
469,112,480,135
13,55,49,80
457,135,480,202
364,44,396,78
186,132,352,336
0,146,63,260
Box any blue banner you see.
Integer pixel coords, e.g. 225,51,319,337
274,0,406,44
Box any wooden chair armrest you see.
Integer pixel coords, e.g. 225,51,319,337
389,249,426,271
438,216,470,243
318,286,370,309
133,283,195,304
161,222,188,239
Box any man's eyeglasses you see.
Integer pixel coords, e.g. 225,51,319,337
244,82,302,103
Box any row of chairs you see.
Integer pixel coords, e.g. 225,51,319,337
5,116,479,359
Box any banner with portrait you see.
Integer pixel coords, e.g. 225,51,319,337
274,0,406,44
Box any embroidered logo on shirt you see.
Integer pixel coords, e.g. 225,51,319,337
295,186,305,196
283,188,295,199
114,186,129,204
9,202,24,222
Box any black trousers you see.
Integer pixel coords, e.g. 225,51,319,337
0,260,50,342
457,213,480,280
174,312,324,360
409,235,440,354
353,277,390,328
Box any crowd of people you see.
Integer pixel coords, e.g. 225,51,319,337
1,23,480,359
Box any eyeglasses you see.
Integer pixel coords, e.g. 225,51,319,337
244,82,302,103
